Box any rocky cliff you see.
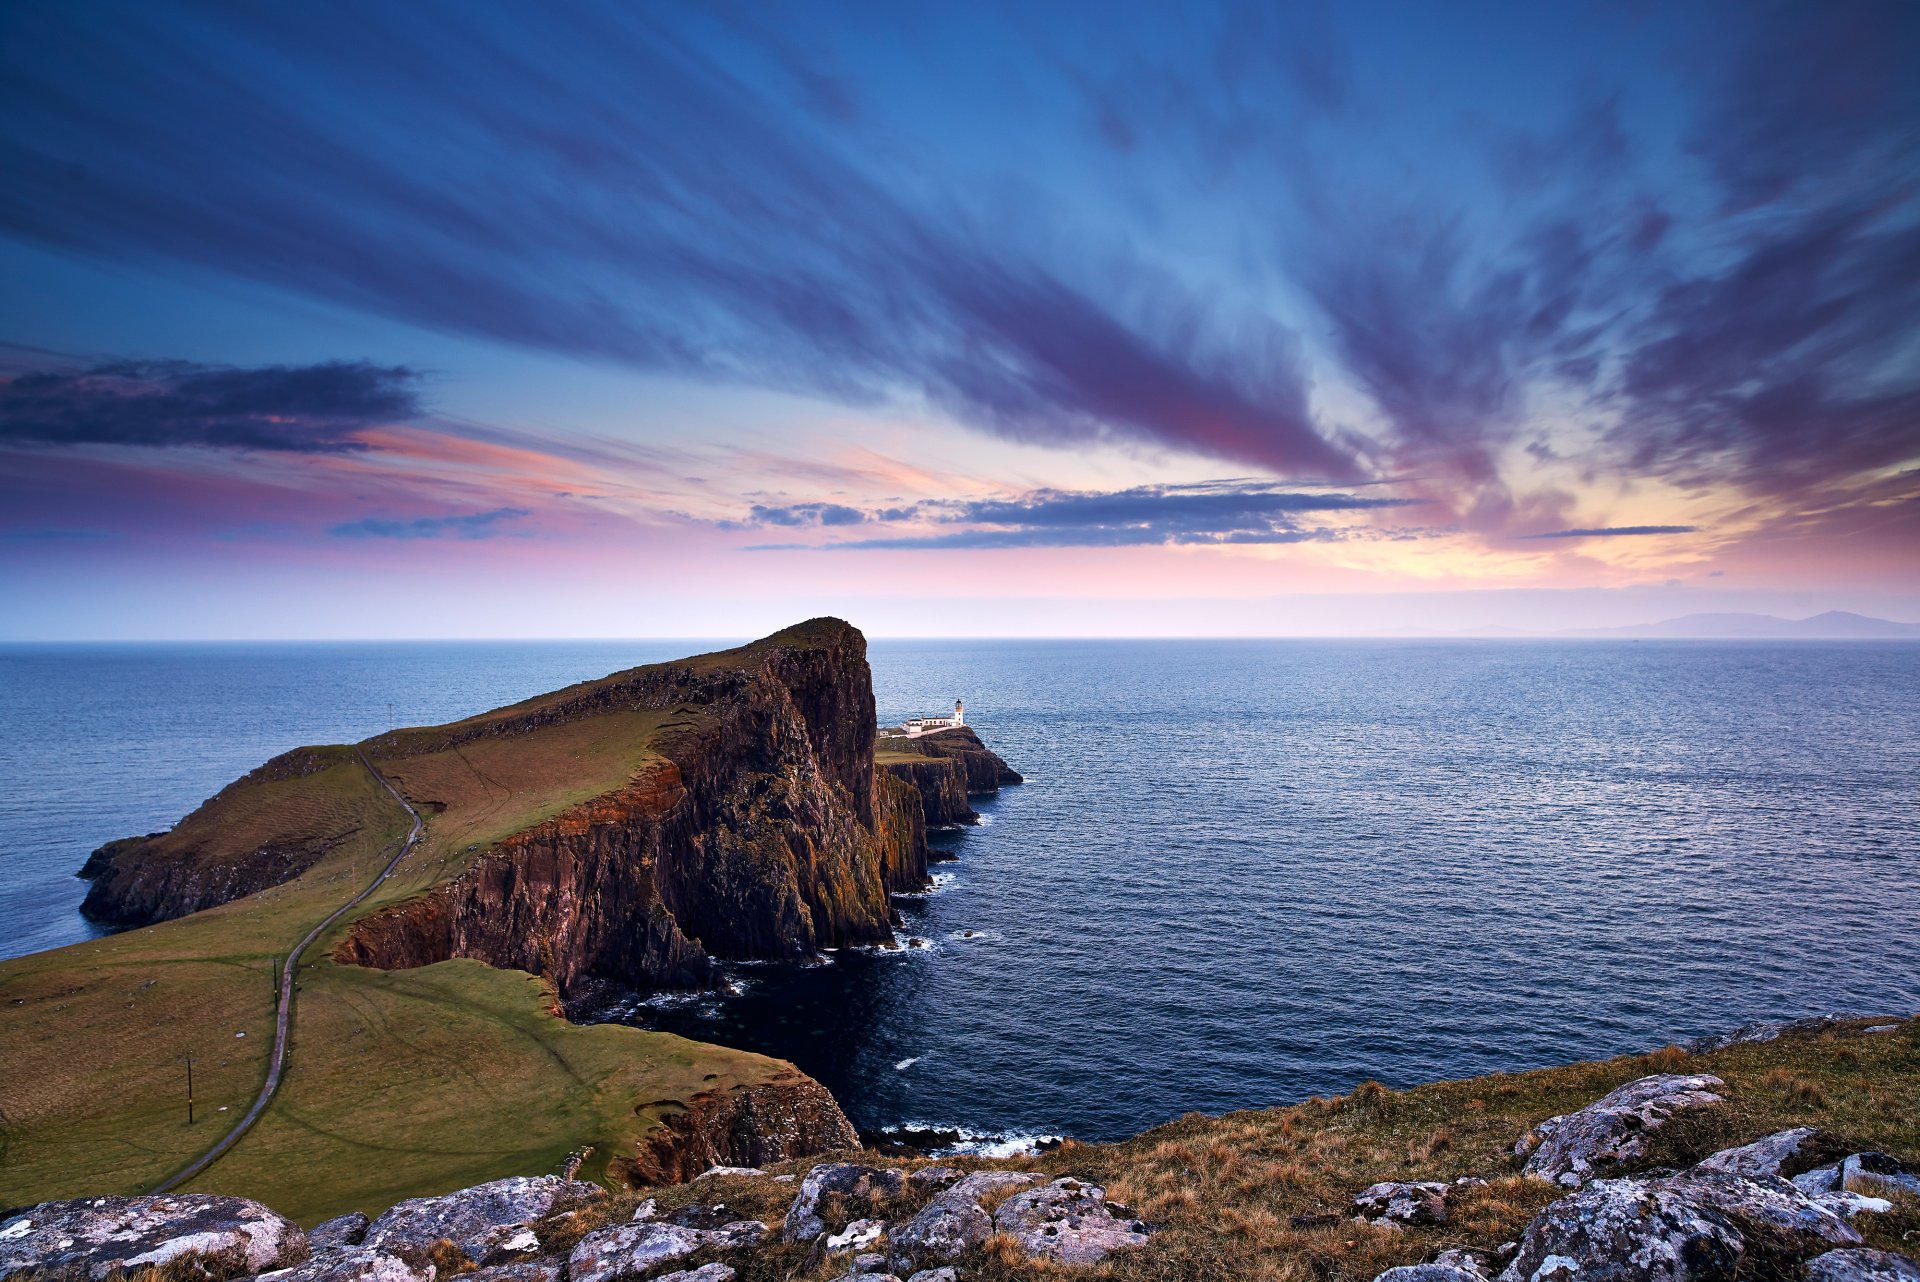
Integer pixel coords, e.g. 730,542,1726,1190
77,619,997,999
876,724,1023,829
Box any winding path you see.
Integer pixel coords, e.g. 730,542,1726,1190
151,750,424,1193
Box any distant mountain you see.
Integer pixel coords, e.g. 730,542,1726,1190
1565,610,1920,639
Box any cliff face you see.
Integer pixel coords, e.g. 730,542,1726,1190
880,758,978,828
626,1071,860,1186
78,746,384,927
334,620,919,993
875,724,1023,830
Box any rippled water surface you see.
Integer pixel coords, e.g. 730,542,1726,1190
3,639,1916,1143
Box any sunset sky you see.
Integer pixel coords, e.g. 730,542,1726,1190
2,1,1916,638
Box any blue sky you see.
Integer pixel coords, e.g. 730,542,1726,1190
1,0,1915,637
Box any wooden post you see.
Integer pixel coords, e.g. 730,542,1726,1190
185,1053,194,1125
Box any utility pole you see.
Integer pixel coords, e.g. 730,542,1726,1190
185,1053,194,1125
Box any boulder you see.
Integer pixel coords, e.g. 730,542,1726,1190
1516,1074,1726,1187
1694,1128,1821,1180
907,1167,964,1187
1842,1153,1920,1199
781,1163,904,1243
464,1263,564,1282
905,1269,957,1282
1374,1266,1486,1282
824,1219,885,1252
567,1218,760,1282
1660,1169,1860,1250
654,1267,737,1282
1805,1250,1920,1282
992,1176,1152,1266
1354,1181,1451,1226
255,1246,432,1282
362,1176,602,1266
1497,1178,1743,1282
695,1168,764,1180
308,1212,372,1251
0,1194,307,1281
890,1171,1038,1263
1796,1166,1844,1195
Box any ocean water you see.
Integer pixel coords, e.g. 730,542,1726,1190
2,639,1917,1146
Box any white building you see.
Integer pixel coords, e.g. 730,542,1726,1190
899,699,964,737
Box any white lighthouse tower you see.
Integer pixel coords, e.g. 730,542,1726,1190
953,698,965,726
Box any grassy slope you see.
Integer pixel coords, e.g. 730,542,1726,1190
0,658,800,1223
537,1017,1919,1282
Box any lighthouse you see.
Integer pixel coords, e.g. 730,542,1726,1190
953,698,965,726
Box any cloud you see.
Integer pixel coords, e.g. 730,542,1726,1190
742,480,1416,549
0,4,1352,479
748,502,868,527
329,507,529,540
0,359,421,452
1519,526,1698,540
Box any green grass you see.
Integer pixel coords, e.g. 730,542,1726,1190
0,705,790,1224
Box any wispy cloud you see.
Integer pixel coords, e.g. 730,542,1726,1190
329,507,530,540
0,359,421,453
1520,526,1699,540
741,480,1419,550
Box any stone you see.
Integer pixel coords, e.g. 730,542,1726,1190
1842,1153,1920,1199
907,1167,964,1187
695,1167,764,1180
849,1252,887,1272
1693,1127,1820,1179
0,1194,307,1281
1686,1015,1870,1052
1795,1166,1844,1195
992,1176,1152,1266
1819,1192,1895,1220
464,1263,564,1282
906,1269,957,1282
308,1212,371,1251
781,1163,904,1243
1804,1250,1920,1281
1496,1178,1743,1282
1433,1247,1493,1276
569,1217,761,1282
654,1267,737,1282
890,1171,1039,1263
1516,1074,1726,1187
825,1219,885,1252
1374,1266,1486,1282
1354,1181,1451,1226
362,1176,602,1266
255,1247,432,1282
1660,1169,1860,1250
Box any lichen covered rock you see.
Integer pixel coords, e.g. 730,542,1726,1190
992,1176,1152,1266
1515,1074,1725,1187
1804,1249,1920,1281
1354,1181,1451,1226
362,1175,601,1266
0,1194,307,1281
782,1162,905,1243
890,1171,1038,1263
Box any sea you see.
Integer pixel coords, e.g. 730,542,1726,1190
2,639,1916,1150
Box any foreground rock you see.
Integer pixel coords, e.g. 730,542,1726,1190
993,1178,1152,1265
569,1217,763,1282
782,1162,905,1242
362,1175,602,1266
1354,1181,1451,1226
0,1194,306,1281
890,1171,1038,1263
1515,1073,1726,1187
257,1246,432,1282
1804,1250,1920,1281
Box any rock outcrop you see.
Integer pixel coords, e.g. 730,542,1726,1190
626,1072,861,1187
876,725,1023,831
1514,1073,1726,1187
0,1194,307,1281
360,1175,603,1267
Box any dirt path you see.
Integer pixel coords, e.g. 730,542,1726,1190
151,749,424,1193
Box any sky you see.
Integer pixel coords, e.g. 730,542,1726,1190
1,0,1916,639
